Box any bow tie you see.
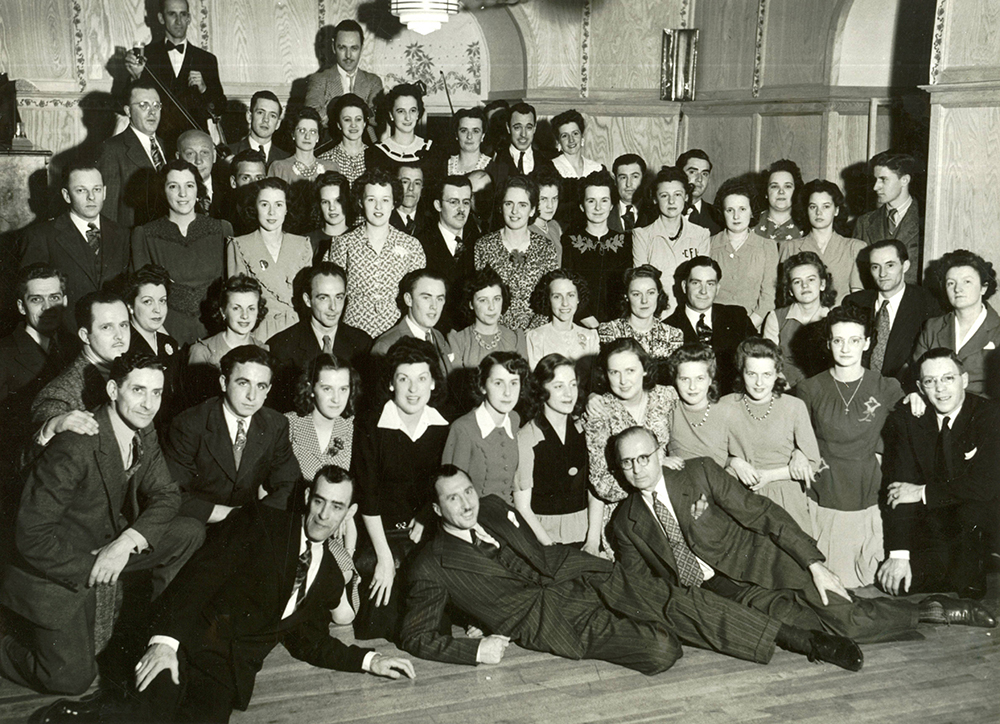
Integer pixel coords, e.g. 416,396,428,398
165,40,186,53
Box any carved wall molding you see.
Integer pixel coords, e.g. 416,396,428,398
198,1,210,50
680,0,691,29
929,0,948,84
70,0,88,91
579,0,591,98
752,0,767,98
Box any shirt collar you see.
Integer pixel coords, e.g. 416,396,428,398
936,402,962,430
24,324,46,348
82,346,112,376
337,64,357,86
685,305,711,329
474,402,513,440
405,315,430,340
438,221,461,253
639,470,667,507
376,400,448,442
248,136,271,153
68,211,99,236
221,399,253,441
509,144,532,161
887,195,913,218
107,403,139,467
129,126,161,164
310,315,338,348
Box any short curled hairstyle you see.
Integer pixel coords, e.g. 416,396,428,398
802,179,846,230
733,336,787,398
765,159,804,194
294,106,323,131
387,82,425,125
522,353,586,423
161,159,206,206
551,108,585,138
602,337,656,392
293,353,361,418
714,176,760,222
126,264,172,306
453,106,487,143
778,251,837,308
650,165,693,211
315,171,354,228
580,169,616,201
216,273,268,332
937,248,997,301
461,266,511,327
825,302,872,340
474,350,531,406
529,268,589,317
383,336,445,406
353,166,402,220
496,174,540,225
666,343,720,404
328,92,371,139
242,176,289,228
621,264,671,318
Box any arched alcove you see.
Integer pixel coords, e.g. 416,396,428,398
831,0,934,89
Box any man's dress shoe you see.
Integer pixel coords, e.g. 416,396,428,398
922,595,997,628
805,631,864,672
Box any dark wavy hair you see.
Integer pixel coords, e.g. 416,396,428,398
473,351,531,406
778,251,837,308
387,82,426,127
666,343,720,404
496,174,540,225
126,263,172,305
602,337,656,393
216,273,267,331
620,264,670,317
764,159,804,213
315,171,354,229
733,337,787,398
714,176,761,224
650,165,692,212
529,268,589,317
352,166,402,220
293,353,361,418
160,159,205,215
109,351,164,386
552,108,586,138
523,353,586,423
936,248,998,302
453,106,487,146
382,336,445,407
327,93,371,144
241,176,289,228
460,266,511,327
801,179,848,234
825,303,872,340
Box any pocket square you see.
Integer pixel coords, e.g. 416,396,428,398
507,510,520,528
964,447,978,460
984,341,996,350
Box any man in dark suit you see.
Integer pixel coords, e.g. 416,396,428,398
879,348,1000,599
400,465,865,673
163,346,300,536
612,426,994,654
0,353,203,696
664,256,756,394
124,0,226,150
677,149,724,235
418,175,478,332
389,162,430,238
843,239,939,382
305,19,383,132
227,90,290,166
267,262,372,411
224,148,267,235
98,79,167,229
610,154,655,233
20,162,131,334
486,103,556,203
131,466,413,722
30,290,131,449
853,152,922,284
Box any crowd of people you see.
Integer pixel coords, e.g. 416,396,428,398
0,3,998,722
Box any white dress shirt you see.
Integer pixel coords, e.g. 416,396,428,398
639,473,714,581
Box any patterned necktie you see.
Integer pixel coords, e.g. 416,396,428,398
869,299,891,372
470,528,499,558
623,205,636,231
86,223,101,255
197,196,211,215
453,235,463,257
935,416,953,483
150,138,165,170
516,151,525,174
124,432,143,481
696,313,712,344
651,492,704,587
887,206,899,233
233,418,247,470
294,545,313,607
322,334,333,355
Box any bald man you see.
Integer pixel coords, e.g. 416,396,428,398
176,130,223,217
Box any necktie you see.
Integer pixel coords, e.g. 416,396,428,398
887,206,899,233
348,74,355,93
150,138,165,170
124,432,143,481
696,313,712,344
516,151,525,174
165,40,185,53
294,545,313,607
623,205,636,231
322,334,333,354
869,299,891,372
453,235,463,256
196,196,211,215
233,418,247,470
651,492,704,587
85,222,101,255
470,529,499,558
935,416,953,483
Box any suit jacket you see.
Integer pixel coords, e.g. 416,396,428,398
140,41,226,148
20,213,131,333
98,128,162,228
883,393,1000,552
612,459,822,594
389,208,431,239
910,304,1000,397
842,284,941,381
853,200,923,285
163,398,300,523
228,136,290,167
150,502,370,711
266,319,372,412
0,406,178,627
30,353,109,430
486,147,556,226
304,66,383,121
371,318,454,380
664,303,756,393
417,222,477,333
685,202,724,236
400,495,626,665
609,202,656,234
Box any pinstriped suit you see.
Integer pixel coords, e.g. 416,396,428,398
400,495,782,674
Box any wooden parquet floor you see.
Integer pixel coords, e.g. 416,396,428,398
1,593,997,724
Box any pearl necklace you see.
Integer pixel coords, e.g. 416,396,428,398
683,403,712,428
293,159,320,180
833,371,864,415
473,328,501,351
743,394,774,422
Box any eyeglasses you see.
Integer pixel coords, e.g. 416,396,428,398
619,453,655,472
132,101,162,112
919,373,959,389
